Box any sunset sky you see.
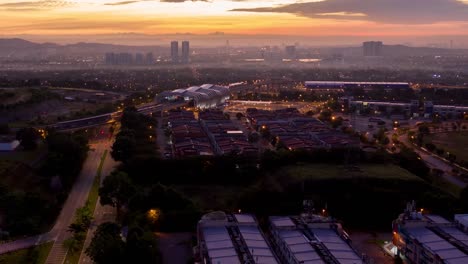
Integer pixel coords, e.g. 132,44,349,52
2,0,468,41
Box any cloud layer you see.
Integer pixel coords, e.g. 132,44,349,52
231,0,468,24
105,0,208,5
0,0,73,11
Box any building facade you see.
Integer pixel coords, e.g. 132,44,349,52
171,41,179,63
181,41,190,64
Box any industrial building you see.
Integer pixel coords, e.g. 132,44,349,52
196,212,280,264
157,84,229,109
392,202,468,264
269,214,363,264
304,81,410,92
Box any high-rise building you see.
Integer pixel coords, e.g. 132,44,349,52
105,52,115,65
171,41,179,63
285,45,296,59
135,53,144,65
145,52,154,65
363,41,383,56
181,41,190,64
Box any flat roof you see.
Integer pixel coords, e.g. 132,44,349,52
238,225,278,264
270,216,296,228
405,227,468,262
278,229,322,263
425,214,451,224
202,226,240,263
455,214,468,229
312,228,363,264
234,214,256,224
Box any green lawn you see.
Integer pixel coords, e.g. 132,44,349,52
425,132,468,162
281,163,422,182
63,150,107,264
0,242,53,264
174,185,244,211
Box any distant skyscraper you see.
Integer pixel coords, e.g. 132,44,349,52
181,41,190,64
171,41,179,63
135,53,144,65
145,52,154,65
285,45,296,59
105,52,115,65
363,41,383,56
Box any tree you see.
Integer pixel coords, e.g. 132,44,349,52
425,143,436,152
125,227,160,264
111,136,136,163
68,201,93,234
99,171,136,219
0,123,10,134
248,132,260,143
16,127,39,150
86,222,125,264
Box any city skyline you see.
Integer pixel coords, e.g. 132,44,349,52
2,0,468,43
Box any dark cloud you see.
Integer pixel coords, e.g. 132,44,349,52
231,0,468,24
105,0,208,5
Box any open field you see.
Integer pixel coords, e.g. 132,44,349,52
280,163,423,182
0,242,53,264
173,185,244,211
425,132,468,162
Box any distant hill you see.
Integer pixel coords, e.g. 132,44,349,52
1,38,468,59
0,38,164,59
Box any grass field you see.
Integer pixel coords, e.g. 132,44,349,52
0,242,53,264
174,185,244,211
280,163,423,182
425,132,468,162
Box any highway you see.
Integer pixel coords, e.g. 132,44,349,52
42,101,187,132
0,139,112,263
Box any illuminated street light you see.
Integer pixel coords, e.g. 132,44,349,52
147,208,161,223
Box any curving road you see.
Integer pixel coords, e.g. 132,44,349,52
0,139,112,261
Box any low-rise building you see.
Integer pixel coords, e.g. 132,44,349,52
197,212,280,264
269,214,363,264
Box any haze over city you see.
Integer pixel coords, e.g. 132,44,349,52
2,0,468,46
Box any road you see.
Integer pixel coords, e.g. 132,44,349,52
78,152,119,264
0,139,112,263
399,132,468,188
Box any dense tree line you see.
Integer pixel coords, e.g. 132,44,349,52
40,130,89,193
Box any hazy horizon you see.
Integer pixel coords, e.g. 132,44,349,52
2,32,468,48
2,0,468,47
